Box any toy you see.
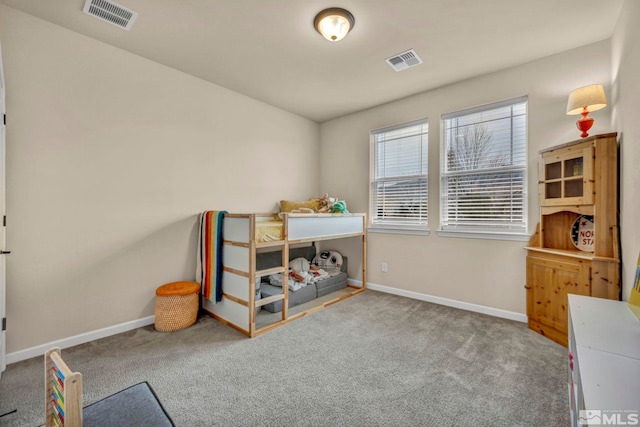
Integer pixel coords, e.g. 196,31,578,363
312,193,336,213
307,193,349,213
313,250,343,269
331,200,349,214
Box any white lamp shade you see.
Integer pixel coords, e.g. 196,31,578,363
566,84,607,115
314,8,355,42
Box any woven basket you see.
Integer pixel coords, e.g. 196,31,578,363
154,281,200,332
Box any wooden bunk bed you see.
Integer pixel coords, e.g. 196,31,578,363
201,212,367,337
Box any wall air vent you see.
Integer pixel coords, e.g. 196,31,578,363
83,0,138,31
385,49,423,72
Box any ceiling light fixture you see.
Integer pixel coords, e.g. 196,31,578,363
314,8,355,42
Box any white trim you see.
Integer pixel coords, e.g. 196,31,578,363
441,95,529,120
7,281,526,364
436,230,530,241
0,42,6,377
347,278,364,288
371,118,428,135
6,315,155,365
367,227,430,236
350,279,527,323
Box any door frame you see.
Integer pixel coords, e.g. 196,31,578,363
0,41,6,377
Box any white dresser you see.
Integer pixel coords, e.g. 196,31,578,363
568,294,640,426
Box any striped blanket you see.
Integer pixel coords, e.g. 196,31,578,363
197,210,227,303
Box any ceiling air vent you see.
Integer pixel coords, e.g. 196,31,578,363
385,49,423,72
83,0,138,31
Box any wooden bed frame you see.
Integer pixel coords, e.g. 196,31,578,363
202,212,367,337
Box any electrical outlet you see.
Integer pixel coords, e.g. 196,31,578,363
381,262,388,273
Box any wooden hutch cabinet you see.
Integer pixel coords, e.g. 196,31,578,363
525,133,620,346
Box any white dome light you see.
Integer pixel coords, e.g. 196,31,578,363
314,8,355,42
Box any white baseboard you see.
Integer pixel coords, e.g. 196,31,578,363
349,279,527,323
7,281,526,365
6,315,155,365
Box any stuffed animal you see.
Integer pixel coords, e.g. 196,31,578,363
331,201,349,214
313,250,343,269
313,193,338,213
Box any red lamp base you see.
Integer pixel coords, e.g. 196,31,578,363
576,108,594,138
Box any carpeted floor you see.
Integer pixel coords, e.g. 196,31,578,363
0,290,569,426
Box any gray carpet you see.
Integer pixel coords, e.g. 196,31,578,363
0,290,569,426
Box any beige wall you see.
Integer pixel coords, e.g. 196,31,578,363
320,40,613,315
612,0,640,301
1,6,319,354
3,2,636,356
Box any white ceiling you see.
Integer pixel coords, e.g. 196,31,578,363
1,0,624,123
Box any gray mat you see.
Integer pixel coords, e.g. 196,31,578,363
83,381,174,427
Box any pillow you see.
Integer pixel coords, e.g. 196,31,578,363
280,199,320,213
313,250,343,269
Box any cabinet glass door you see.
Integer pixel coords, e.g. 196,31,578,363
540,147,593,206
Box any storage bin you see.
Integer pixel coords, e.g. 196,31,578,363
154,281,200,332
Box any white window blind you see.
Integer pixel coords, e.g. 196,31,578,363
370,119,428,231
440,97,527,235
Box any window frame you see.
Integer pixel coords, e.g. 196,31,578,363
438,96,529,241
369,119,429,235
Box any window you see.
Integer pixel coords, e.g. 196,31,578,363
369,119,428,233
440,97,527,238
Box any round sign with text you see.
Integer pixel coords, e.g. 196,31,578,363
571,215,595,252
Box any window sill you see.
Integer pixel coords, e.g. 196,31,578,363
367,227,430,236
436,230,530,242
